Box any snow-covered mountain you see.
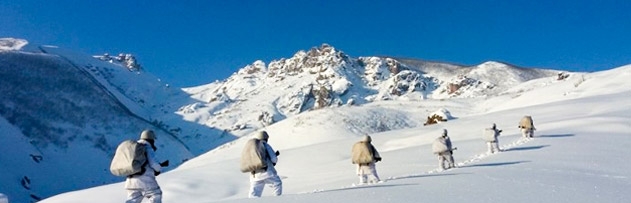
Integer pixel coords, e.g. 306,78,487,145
179,44,559,139
40,64,631,203
1,38,576,202
0,38,231,203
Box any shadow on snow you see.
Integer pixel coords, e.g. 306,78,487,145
461,161,530,168
321,183,418,193
319,173,467,193
393,172,466,181
537,134,575,138
505,145,549,152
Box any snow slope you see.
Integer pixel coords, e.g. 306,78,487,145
0,46,196,203
0,40,231,203
40,65,631,203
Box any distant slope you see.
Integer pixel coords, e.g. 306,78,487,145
39,46,231,155
0,44,237,202
178,44,560,141
0,50,197,202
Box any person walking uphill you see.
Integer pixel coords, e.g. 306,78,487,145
432,129,456,170
483,123,503,153
518,116,536,138
351,135,382,184
123,130,169,203
240,131,282,198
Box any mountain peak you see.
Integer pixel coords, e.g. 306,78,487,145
0,38,28,51
477,61,511,69
306,43,341,55
93,53,144,72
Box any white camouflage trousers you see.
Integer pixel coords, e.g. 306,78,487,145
126,188,162,203
249,175,282,198
487,141,500,153
521,128,534,138
438,151,455,170
357,163,381,184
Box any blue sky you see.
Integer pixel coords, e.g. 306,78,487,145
1,1,630,87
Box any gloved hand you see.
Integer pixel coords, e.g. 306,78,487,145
160,160,170,167
375,157,382,162
275,151,280,156
272,162,277,166
498,130,503,133
154,171,161,176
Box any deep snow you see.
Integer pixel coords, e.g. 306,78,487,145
38,65,631,203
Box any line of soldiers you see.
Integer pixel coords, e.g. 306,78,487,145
119,115,536,201
351,115,536,184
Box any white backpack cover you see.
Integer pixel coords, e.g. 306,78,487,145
520,116,534,129
351,142,374,164
483,128,497,142
110,140,147,177
432,137,449,154
240,139,269,173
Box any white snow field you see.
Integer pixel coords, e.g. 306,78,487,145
40,65,631,203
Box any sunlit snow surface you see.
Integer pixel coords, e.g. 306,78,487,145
41,65,631,203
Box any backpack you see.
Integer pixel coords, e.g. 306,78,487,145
110,140,147,177
240,139,269,173
432,137,450,154
519,116,534,129
482,128,497,142
351,142,374,164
